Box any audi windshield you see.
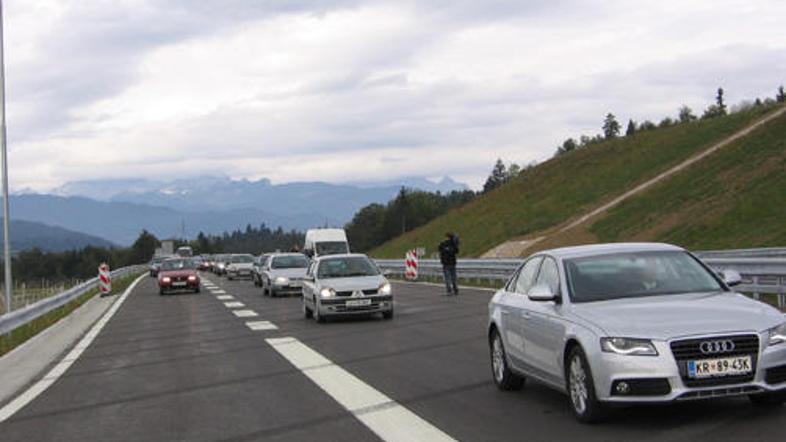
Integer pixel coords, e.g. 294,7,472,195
565,251,724,302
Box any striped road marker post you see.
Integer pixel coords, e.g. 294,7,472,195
98,263,112,297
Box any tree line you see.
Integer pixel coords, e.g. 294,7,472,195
345,188,476,252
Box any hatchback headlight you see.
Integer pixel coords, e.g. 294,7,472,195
767,323,786,347
379,282,391,295
320,288,336,299
161,277,171,283
275,276,289,286
601,337,658,356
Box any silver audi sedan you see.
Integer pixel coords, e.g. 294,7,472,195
302,254,393,322
488,243,786,423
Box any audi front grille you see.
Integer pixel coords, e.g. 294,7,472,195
670,334,759,387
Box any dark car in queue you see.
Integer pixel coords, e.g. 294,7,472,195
158,258,201,295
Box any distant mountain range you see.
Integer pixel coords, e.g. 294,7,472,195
8,176,469,247
53,176,469,213
1,218,116,253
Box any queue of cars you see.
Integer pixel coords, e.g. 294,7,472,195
148,229,394,321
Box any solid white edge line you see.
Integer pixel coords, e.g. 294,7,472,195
266,337,456,442
0,273,146,424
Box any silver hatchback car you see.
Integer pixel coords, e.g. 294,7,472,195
302,254,393,322
488,243,786,423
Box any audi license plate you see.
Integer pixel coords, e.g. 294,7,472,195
172,282,187,288
688,355,752,378
346,299,372,308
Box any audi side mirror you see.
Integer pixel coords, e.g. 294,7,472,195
721,270,742,287
527,284,557,302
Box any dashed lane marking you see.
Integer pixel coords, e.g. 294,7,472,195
216,295,234,301
245,321,278,331
210,289,227,294
224,301,245,308
266,337,456,442
0,274,146,424
232,310,259,318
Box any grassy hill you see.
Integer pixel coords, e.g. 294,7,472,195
371,104,785,258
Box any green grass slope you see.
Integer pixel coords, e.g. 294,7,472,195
371,105,783,258
585,108,786,249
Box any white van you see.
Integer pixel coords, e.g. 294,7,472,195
304,229,350,258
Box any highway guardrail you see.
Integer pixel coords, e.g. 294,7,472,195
376,254,786,309
0,265,145,335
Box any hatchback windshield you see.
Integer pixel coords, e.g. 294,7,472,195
315,241,349,256
318,257,379,278
272,255,309,269
231,254,254,263
565,251,723,302
161,259,197,271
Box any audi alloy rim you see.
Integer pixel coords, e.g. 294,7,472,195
492,335,505,383
569,355,588,414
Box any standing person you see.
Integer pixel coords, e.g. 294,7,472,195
438,232,459,295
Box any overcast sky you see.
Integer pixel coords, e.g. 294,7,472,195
4,0,785,191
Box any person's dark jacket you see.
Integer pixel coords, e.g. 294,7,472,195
438,237,459,266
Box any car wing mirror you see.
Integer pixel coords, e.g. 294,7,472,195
720,269,742,287
527,284,557,302
304,275,315,282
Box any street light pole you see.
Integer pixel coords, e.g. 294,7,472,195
0,0,13,315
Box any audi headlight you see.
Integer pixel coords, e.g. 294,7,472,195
320,288,336,299
601,337,658,356
767,323,786,347
275,276,289,286
379,282,391,295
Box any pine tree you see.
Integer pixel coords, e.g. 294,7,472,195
777,86,785,103
483,159,508,193
716,87,727,115
625,119,636,136
678,105,697,123
602,113,621,139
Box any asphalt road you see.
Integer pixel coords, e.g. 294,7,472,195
1,275,785,441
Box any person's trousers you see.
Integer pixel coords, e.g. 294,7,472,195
443,265,458,294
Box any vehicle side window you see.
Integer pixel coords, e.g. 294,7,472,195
533,257,560,296
513,257,543,295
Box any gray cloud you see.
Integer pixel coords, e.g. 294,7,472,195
5,0,786,191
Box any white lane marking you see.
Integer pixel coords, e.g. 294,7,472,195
232,310,258,318
0,274,146,424
210,289,227,294
224,301,245,308
215,295,234,301
245,321,278,331
266,337,456,442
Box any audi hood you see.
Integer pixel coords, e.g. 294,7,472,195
569,291,785,340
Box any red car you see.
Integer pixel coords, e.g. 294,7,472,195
157,258,201,295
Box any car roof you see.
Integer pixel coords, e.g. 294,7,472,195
315,253,369,261
269,252,308,257
538,242,685,260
